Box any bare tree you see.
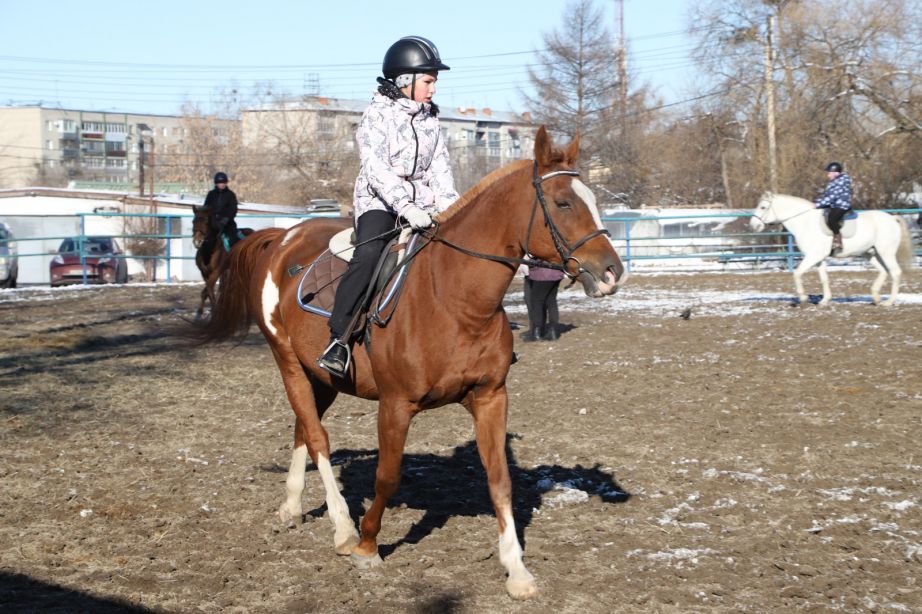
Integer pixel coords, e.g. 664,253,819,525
523,0,620,144
686,0,922,207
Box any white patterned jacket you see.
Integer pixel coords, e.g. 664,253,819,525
353,92,459,220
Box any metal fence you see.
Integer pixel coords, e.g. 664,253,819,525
1,209,920,286
603,209,922,272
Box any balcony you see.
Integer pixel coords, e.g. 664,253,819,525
61,148,79,159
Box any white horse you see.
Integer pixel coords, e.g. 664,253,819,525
750,192,914,306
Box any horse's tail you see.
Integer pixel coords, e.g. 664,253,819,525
191,227,285,345
895,216,914,272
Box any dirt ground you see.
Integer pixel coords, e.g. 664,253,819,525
1,271,920,613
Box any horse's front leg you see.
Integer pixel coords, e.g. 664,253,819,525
816,261,833,305
467,386,538,600
351,398,413,568
792,253,824,305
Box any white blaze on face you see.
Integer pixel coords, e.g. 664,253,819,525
261,269,280,337
572,179,604,231
280,225,302,247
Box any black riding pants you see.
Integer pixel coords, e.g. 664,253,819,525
825,207,849,234
524,278,561,330
328,210,397,338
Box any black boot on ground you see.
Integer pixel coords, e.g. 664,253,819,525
317,339,349,377
542,324,559,341
520,325,543,343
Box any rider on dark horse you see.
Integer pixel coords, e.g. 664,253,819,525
200,171,241,262
814,162,853,256
317,36,459,378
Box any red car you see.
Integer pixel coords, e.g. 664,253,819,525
50,236,129,286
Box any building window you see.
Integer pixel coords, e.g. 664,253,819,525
161,127,168,137
47,159,57,168
62,119,76,133
487,131,501,157
46,121,55,131
45,140,54,150
317,112,335,137
106,123,127,133
81,121,105,132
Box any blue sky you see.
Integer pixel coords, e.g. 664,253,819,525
0,0,696,115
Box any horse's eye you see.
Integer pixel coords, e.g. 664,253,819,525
556,200,572,210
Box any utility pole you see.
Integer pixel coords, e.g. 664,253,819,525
614,0,628,134
138,139,145,197
764,14,778,193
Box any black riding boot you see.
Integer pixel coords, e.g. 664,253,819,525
317,338,350,377
830,233,843,256
542,324,559,341
520,324,543,343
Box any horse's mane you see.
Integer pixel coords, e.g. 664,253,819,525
435,159,531,224
768,193,814,209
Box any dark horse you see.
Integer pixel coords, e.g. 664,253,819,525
191,205,251,319
195,127,625,598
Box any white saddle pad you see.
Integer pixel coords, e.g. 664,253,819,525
819,213,858,238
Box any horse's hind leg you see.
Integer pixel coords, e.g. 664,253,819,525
467,387,538,599
871,251,901,307
274,349,358,554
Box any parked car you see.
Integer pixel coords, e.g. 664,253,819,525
0,222,17,288
50,236,128,287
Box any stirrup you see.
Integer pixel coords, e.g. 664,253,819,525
317,339,351,377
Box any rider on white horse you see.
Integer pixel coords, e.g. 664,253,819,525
814,162,853,255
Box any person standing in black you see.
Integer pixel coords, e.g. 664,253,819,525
200,172,240,261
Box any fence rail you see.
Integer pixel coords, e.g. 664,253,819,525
1,209,920,286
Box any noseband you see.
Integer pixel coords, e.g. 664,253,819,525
527,163,611,280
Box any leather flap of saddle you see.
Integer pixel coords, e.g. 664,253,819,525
300,254,348,313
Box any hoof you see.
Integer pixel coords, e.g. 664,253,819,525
506,576,538,600
880,300,895,307
278,502,302,528
334,533,360,556
350,551,383,569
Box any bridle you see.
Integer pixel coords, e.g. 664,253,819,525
523,162,611,280
753,195,813,227
423,162,612,281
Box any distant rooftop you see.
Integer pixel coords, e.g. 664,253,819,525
247,95,535,125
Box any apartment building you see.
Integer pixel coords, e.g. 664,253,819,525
242,95,536,174
0,105,230,191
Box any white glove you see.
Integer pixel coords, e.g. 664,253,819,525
403,206,433,230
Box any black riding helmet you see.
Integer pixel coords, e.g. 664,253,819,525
825,162,843,173
214,171,229,184
382,36,450,79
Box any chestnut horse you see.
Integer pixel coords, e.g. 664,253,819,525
195,127,625,598
191,206,253,318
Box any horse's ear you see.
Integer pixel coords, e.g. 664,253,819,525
534,126,551,167
564,132,581,166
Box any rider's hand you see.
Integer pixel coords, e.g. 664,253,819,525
403,206,433,230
